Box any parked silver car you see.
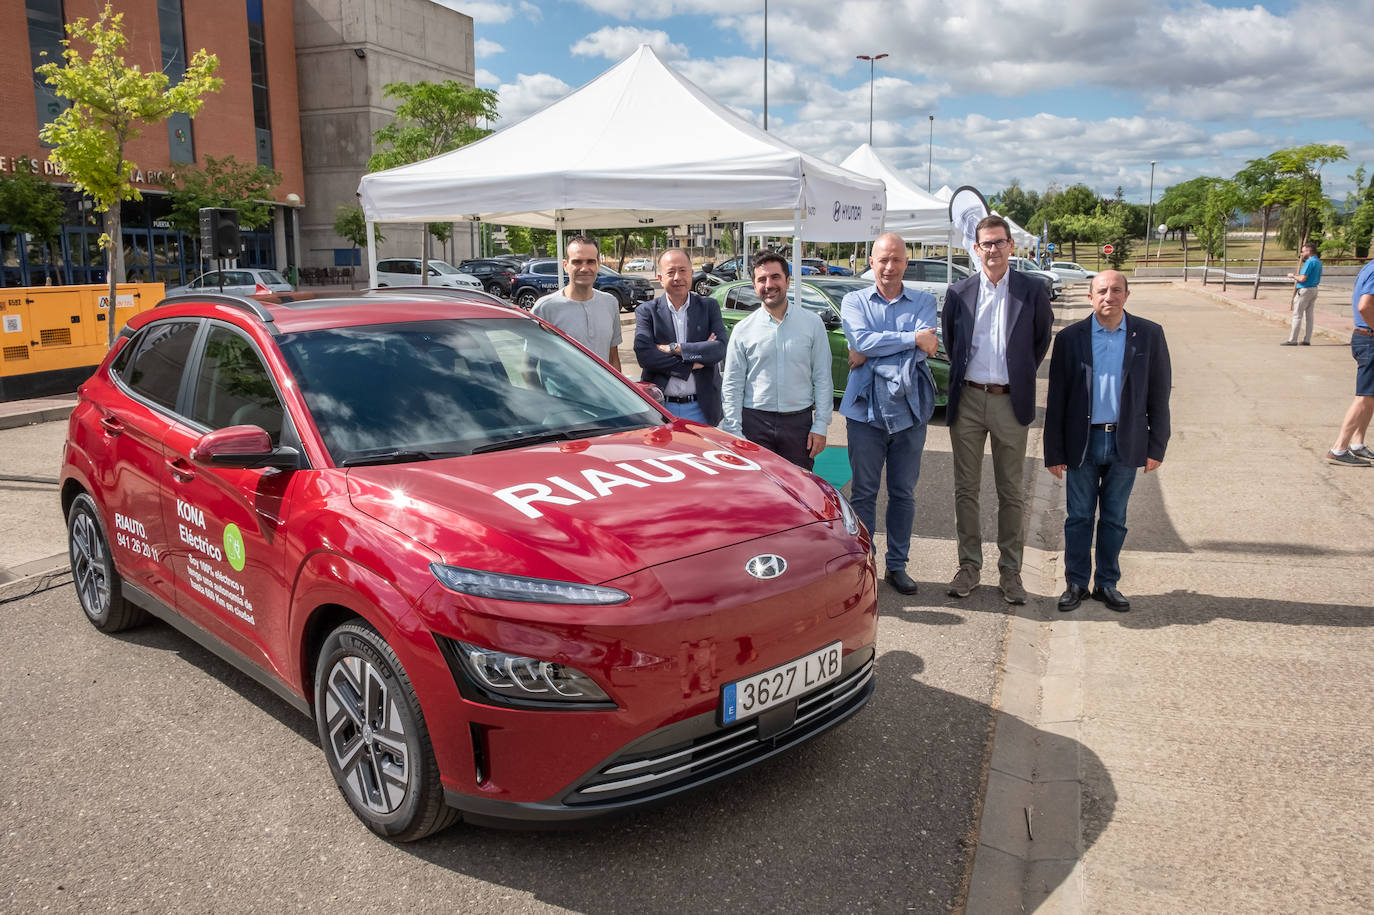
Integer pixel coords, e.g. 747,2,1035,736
1008,257,1064,299
375,258,483,290
859,258,973,312
166,268,293,296
1048,261,1097,283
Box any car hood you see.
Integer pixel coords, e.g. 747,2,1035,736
345,423,840,584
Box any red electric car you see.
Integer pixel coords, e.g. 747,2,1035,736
60,289,878,840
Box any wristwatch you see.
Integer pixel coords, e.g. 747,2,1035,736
672,342,681,356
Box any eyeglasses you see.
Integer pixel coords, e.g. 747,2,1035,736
974,239,1011,252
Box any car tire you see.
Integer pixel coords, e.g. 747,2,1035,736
515,289,539,310
314,621,458,842
67,492,147,633
612,290,630,311
693,278,713,296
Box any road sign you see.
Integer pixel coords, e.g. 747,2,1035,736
1046,243,1057,253
1103,244,1115,255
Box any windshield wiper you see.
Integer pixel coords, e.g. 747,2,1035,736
469,424,623,455
340,449,457,467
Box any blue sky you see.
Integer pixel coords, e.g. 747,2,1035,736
436,0,1374,205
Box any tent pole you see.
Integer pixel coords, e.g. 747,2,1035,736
366,220,378,287
556,222,565,290
791,209,801,306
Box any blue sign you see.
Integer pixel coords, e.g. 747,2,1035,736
1046,243,1057,253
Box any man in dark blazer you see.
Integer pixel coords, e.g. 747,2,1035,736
1044,270,1172,613
634,249,728,424
942,215,1054,604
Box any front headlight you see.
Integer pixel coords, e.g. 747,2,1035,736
444,639,613,706
431,563,629,605
836,489,861,537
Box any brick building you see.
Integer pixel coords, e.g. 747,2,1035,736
1,0,477,288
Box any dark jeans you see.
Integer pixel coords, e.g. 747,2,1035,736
742,407,814,470
1064,427,1137,589
846,418,927,572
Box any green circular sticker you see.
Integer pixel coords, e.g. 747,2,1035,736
223,523,246,572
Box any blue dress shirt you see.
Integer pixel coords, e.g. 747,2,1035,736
719,304,833,436
1091,313,1128,424
838,284,938,432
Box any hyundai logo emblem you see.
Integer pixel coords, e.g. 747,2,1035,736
745,554,787,580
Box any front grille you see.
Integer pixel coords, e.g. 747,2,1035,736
564,648,874,806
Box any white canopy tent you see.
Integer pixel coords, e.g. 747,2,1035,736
357,45,885,282
744,143,949,244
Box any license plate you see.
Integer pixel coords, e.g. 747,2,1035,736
720,641,842,725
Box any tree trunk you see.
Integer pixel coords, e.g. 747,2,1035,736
1252,209,1271,299
1182,232,1188,282
105,205,122,349
1222,229,1228,292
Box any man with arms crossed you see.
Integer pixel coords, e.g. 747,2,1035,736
1281,242,1322,346
1044,271,1172,613
720,252,832,470
839,233,939,595
633,249,728,423
531,235,622,371
1325,257,1374,465
942,215,1053,604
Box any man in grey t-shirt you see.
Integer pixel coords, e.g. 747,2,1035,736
531,235,623,370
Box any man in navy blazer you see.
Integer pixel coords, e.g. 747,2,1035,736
942,216,1053,604
633,249,728,424
1044,270,1172,613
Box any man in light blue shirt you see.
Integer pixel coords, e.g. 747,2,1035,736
720,252,833,470
1326,258,1374,464
839,233,939,595
1282,242,1323,346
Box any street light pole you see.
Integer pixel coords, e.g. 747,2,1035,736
1144,160,1156,266
855,53,887,146
763,0,768,131
927,115,934,192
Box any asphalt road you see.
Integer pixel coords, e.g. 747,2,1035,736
0,349,1060,913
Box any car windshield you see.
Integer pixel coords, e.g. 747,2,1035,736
276,318,662,465
258,270,288,285
430,262,460,274
597,266,621,276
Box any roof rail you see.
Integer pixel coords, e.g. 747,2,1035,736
157,293,275,323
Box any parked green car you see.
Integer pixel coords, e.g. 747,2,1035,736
712,276,949,406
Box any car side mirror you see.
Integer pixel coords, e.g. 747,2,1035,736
821,311,842,330
191,425,301,470
701,262,714,273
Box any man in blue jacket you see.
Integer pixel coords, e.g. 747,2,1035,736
1044,270,1172,613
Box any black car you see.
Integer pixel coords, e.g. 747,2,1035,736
511,259,656,311
457,259,518,296
692,255,747,295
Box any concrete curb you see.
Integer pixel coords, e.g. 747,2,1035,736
964,441,1086,915
0,403,75,431
0,554,72,604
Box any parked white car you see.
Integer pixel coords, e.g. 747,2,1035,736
375,258,483,290
859,258,972,312
1048,261,1097,283
624,257,653,272
166,268,293,296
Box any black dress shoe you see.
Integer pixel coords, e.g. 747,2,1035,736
885,569,919,595
1092,585,1131,612
1058,584,1090,612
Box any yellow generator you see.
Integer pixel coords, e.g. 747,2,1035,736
0,283,162,401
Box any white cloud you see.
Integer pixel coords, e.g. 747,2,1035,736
448,1,516,24
570,27,688,61
475,68,501,88
517,1,543,22
493,72,575,125
474,38,504,58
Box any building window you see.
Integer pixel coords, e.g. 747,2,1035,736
27,0,67,137
158,0,196,163
246,0,273,167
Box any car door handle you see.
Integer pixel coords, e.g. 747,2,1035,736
99,415,123,436
165,457,196,482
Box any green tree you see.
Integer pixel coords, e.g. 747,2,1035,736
334,205,385,264
367,79,498,280
35,1,221,346
990,179,1041,227
1269,143,1346,250
0,157,67,284
1234,158,1285,298
164,155,281,237
1031,183,1097,260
